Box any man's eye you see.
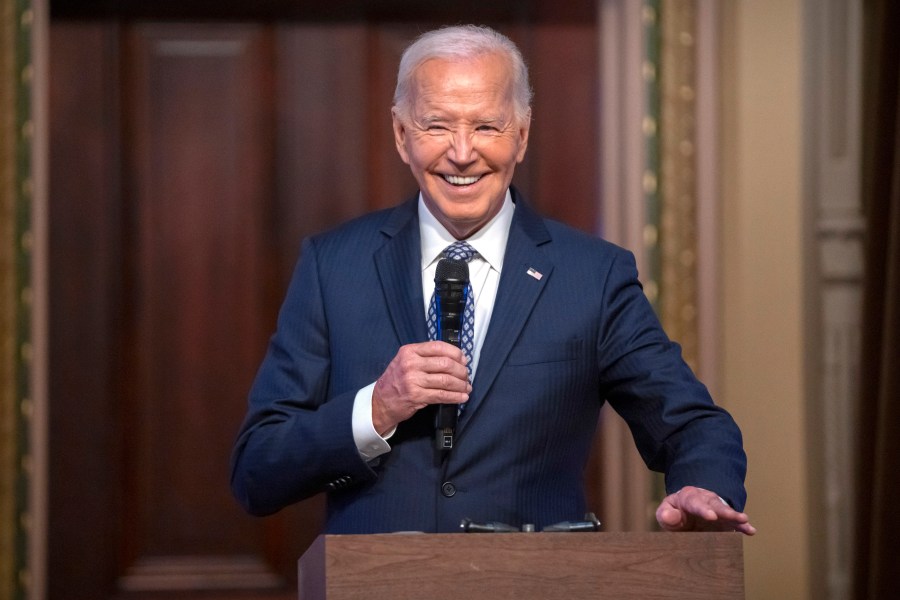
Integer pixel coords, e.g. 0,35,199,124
476,125,498,132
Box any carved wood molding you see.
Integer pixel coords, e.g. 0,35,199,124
119,556,284,592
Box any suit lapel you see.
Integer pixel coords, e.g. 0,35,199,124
458,195,553,429
374,199,428,346
372,193,554,433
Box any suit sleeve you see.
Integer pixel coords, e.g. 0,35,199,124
230,237,377,516
597,250,748,511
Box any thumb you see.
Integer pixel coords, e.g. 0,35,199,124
656,501,685,531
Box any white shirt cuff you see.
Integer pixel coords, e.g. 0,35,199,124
352,382,393,461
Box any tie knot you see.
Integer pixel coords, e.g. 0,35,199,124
443,241,477,262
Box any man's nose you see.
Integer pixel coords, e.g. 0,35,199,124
447,130,476,165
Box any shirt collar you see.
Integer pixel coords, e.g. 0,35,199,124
418,189,515,273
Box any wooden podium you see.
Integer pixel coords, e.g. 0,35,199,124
298,532,744,599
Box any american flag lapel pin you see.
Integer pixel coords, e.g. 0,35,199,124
526,267,543,281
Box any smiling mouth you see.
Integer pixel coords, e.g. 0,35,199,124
442,174,482,186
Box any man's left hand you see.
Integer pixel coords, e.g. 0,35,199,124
655,486,757,535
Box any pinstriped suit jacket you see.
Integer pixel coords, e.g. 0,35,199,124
230,188,747,533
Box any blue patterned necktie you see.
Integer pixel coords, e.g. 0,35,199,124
427,241,477,386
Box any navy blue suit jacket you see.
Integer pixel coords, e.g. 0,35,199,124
230,189,747,533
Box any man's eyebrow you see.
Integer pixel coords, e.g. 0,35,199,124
419,115,448,125
415,114,508,127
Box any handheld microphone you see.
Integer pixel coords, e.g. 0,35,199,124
433,258,469,451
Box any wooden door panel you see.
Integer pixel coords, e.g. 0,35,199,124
118,24,292,594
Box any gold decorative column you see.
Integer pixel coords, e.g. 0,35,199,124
659,0,700,372
639,0,702,513
598,0,709,533
642,0,703,372
642,0,662,316
1,0,36,598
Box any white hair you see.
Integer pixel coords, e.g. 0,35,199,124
392,25,533,124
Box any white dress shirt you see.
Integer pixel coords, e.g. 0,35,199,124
351,191,515,460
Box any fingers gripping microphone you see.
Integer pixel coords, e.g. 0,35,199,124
434,258,469,451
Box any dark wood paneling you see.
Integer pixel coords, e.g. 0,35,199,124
48,22,124,599
49,12,602,600
524,24,599,231
49,22,316,600
274,24,379,278
118,23,297,594
363,24,426,210
51,0,594,23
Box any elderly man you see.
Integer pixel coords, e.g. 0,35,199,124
230,25,755,536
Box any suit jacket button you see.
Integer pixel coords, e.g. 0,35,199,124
441,482,456,497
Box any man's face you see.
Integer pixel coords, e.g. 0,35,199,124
392,53,530,239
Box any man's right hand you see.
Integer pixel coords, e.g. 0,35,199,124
371,341,471,436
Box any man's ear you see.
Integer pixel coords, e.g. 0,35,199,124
516,109,532,163
391,108,411,165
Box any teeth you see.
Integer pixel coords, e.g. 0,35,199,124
443,175,480,186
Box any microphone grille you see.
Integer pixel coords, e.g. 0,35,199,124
435,258,469,282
